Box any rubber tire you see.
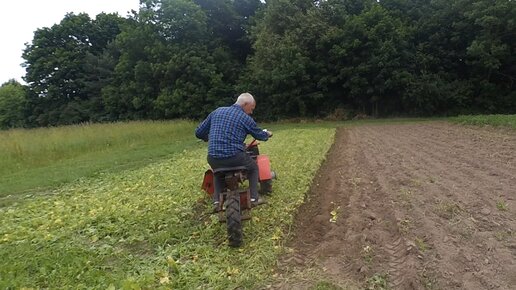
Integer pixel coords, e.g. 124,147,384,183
259,180,273,195
225,192,243,247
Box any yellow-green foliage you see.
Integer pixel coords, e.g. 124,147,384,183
450,114,516,129
0,120,197,196
0,127,335,289
0,120,195,166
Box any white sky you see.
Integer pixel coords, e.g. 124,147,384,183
0,0,141,85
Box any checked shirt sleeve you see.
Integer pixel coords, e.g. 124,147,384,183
243,115,269,141
195,113,211,141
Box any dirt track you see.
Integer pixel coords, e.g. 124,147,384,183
275,122,516,290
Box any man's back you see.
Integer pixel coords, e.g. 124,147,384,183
195,103,269,158
207,105,250,158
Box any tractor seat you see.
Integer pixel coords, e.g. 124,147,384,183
213,166,247,174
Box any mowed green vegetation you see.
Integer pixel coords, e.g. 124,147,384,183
450,114,516,129
0,121,335,289
0,121,197,202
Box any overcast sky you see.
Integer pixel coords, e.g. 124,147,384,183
0,0,140,85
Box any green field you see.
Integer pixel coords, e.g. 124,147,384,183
450,114,516,129
0,121,335,289
0,121,197,203
1,116,514,288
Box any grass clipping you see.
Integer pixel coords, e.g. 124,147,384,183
0,127,335,289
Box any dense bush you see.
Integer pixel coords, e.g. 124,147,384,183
8,0,516,127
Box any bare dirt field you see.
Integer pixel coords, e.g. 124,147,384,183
274,122,516,290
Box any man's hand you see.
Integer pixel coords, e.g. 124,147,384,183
263,129,273,137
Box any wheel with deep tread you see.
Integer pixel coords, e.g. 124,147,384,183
259,179,273,195
225,192,243,247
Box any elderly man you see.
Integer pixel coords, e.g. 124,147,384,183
195,93,273,210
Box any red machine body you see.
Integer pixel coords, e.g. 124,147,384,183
256,155,272,181
201,139,275,196
201,154,273,195
201,169,215,195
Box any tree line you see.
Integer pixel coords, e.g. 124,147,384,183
0,0,514,128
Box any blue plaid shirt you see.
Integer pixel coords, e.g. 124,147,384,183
195,104,269,158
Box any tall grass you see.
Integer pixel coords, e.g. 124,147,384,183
0,120,197,198
0,120,195,165
450,114,516,129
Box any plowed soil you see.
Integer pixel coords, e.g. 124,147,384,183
274,122,516,290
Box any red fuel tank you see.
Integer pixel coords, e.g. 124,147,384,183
256,155,272,181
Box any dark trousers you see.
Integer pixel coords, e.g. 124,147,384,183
208,152,259,202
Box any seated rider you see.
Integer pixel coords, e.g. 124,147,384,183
195,92,273,210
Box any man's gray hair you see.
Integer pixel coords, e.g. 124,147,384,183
235,93,255,106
